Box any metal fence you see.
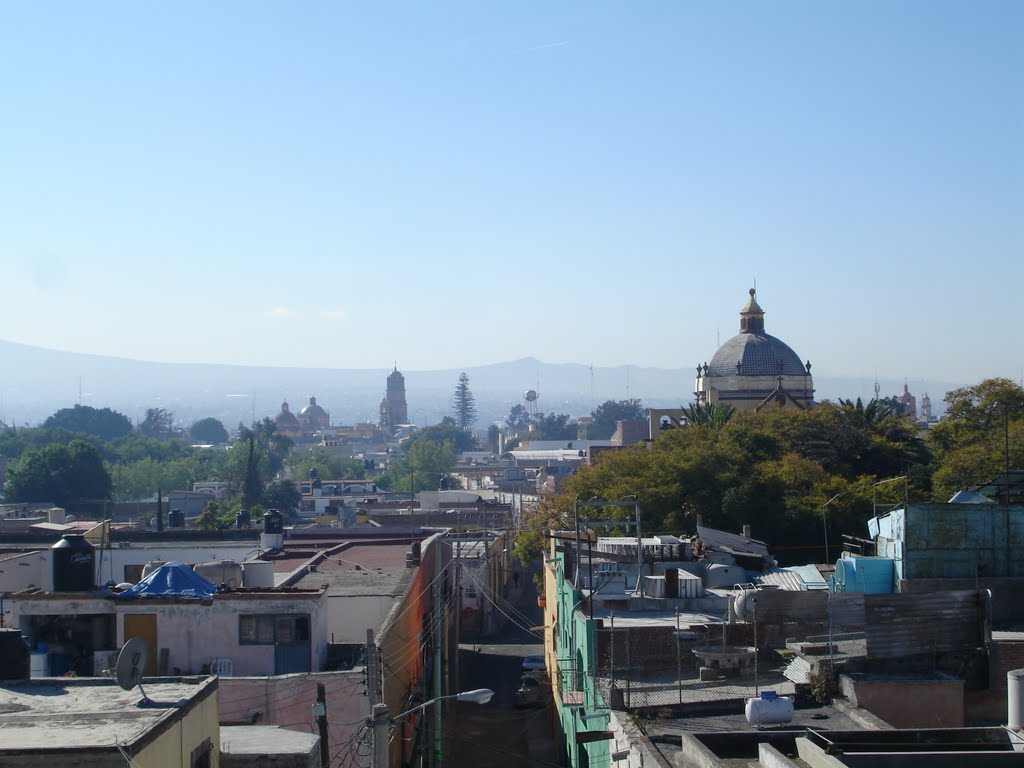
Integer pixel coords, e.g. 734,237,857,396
593,621,797,708
587,589,986,710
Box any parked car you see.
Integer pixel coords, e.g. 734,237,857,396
515,674,544,708
522,653,545,673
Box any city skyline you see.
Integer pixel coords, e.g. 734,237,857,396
1,2,1021,384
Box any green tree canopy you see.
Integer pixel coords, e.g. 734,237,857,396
262,480,302,517
224,418,294,501
288,447,367,482
452,372,477,430
516,401,930,566
5,439,112,512
410,423,477,453
379,439,457,493
589,399,646,440
929,378,1024,501
138,408,174,440
190,417,228,445
44,405,133,440
537,413,577,441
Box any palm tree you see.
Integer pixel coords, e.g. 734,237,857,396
682,402,736,429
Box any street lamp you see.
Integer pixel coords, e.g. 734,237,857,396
373,689,494,768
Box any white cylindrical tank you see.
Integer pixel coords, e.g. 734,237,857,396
242,560,275,588
706,563,746,589
48,507,66,524
745,696,794,726
194,560,243,588
734,589,758,622
142,560,166,578
261,532,284,551
30,652,48,678
1008,668,1024,729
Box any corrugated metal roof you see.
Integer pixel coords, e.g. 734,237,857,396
864,590,983,659
784,656,812,684
754,570,807,592
697,525,769,557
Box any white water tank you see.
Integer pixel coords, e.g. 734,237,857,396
30,652,48,678
734,589,758,622
260,532,284,551
194,560,243,588
1008,668,1024,730
706,563,745,589
745,695,794,726
243,560,275,588
48,507,66,525
142,560,166,578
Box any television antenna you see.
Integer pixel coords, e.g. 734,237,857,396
116,636,153,705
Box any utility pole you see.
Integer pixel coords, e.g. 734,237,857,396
372,703,390,768
314,682,329,768
433,537,444,768
367,628,379,708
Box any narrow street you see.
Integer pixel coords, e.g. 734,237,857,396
444,569,560,767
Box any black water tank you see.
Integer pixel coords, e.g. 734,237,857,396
263,510,284,534
168,509,185,528
236,509,251,529
52,534,95,592
0,629,30,679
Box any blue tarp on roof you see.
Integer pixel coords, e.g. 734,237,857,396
114,561,217,599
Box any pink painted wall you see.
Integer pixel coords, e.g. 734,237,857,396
219,673,368,768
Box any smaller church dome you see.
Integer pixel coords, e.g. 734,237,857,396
299,396,329,430
274,400,300,433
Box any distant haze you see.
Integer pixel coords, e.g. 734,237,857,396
0,339,962,429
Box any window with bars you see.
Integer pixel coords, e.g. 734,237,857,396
239,614,310,645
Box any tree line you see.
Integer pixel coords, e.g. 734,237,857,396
514,378,1024,566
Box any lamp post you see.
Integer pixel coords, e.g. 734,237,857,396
372,689,494,768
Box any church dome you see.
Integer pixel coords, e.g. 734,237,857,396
704,288,809,377
299,396,329,429
707,333,807,377
387,366,404,384
274,401,300,433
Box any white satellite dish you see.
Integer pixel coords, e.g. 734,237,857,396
116,636,152,705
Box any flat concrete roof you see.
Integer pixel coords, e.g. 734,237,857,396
221,725,319,757
0,677,215,752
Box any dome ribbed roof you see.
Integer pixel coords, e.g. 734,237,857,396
707,333,807,377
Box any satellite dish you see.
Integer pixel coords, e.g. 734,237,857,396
116,636,152,705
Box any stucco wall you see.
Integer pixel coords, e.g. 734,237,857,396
840,674,964,728
116,594,327,676
9,591,327,676
134,682,221,768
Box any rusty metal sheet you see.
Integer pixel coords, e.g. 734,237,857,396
864,590,983,659
752,589,828,623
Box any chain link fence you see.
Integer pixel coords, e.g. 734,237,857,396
593,621,797,708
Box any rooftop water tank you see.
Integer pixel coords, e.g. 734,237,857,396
242,560,275,588
745,693,794,726
832,556,894,594
0,629,31,680
142,560,167,578
168,509,185,528
194,560,243,589
705,563,746,589
51,535,95,592
236,509,251,529
263,510,284,535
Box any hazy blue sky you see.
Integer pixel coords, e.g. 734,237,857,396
1,2,1021,384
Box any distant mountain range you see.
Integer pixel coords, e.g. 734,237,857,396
0,339,957,429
